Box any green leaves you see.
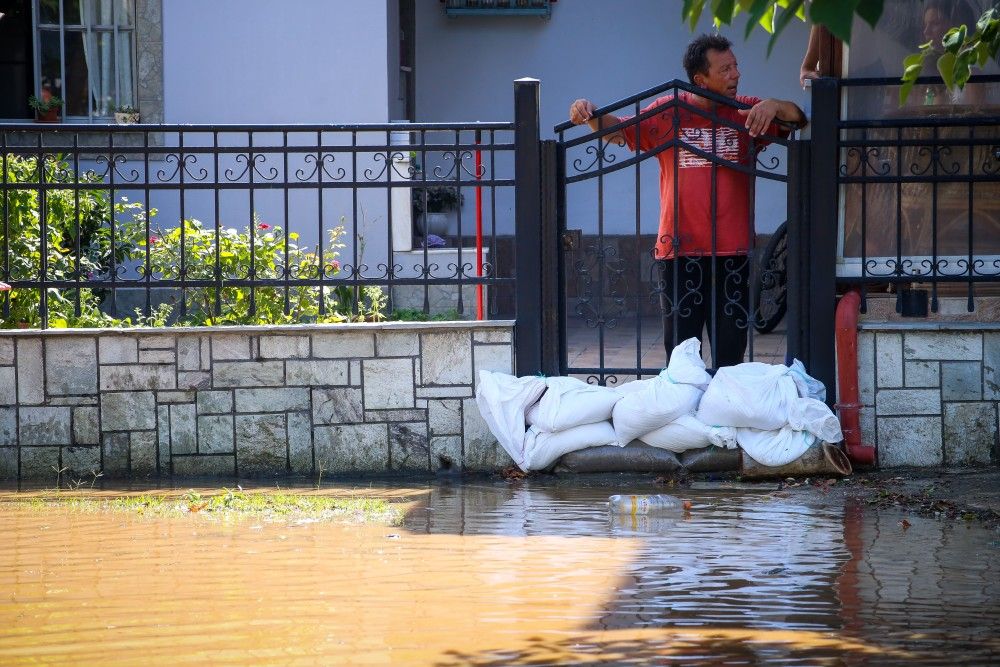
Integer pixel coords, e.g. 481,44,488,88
678,1,997,108
807,0,858,44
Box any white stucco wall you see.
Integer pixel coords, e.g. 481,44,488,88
415,0,811,235
163,0,391,124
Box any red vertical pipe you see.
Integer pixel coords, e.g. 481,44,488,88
835,288,877,466
475,130,484,320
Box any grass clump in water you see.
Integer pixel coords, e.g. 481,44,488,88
7,488,403,524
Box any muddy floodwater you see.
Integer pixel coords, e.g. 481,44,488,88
2,481,999,666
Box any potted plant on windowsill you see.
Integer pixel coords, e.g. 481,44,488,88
28,94,63,123
412,185,463,240
114,105,140,125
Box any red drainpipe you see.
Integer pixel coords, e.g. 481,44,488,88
835,288,877,466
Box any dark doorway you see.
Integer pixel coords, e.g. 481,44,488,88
399,0,415,121
0,0,35,119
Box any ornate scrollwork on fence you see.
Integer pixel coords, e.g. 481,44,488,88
570,142,619,175
909,145,961,176
839,146,893,177
155,153,208,182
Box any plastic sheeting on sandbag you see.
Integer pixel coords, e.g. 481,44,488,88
696,362,801,431
638,414,737,453
522,421,617,471
474,370,546,469
787,397,844,443
789,359,827,402
611,338,711,445
554,442,682,474
735,426,816,467
525,376,621,432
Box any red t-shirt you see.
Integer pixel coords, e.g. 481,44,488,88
621,92,787,259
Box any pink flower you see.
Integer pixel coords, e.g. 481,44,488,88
258,223,270,230
149,236,159,244
331,260,341,271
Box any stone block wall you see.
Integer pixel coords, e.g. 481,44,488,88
857,325,999,467
0,322,515,481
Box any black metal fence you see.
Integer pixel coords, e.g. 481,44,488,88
0,120,516,328
550,79,801,384
826,75,1000,313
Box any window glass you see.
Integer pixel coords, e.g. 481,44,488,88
84,0,114,26
63,29,89,115
38,0,60,24
64,0,82,25
846,0,1000,119
116,30,134,107
87,30,115,115
115,0,133,27
39,28,62,98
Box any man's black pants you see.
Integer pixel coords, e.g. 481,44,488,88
658,255,750,369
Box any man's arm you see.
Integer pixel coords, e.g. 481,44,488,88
800,26,822,88
738,99,808,137
569,99,626,144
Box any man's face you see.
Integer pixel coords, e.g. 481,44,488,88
695,48,740,98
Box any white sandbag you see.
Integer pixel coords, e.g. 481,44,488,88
611,338,711,445
474,370,547,469
522,421,618,471
525,376,621,432
638,414,738,453
736,426,817,468
788,397,843,443
696,362,800,431
789,359,827,402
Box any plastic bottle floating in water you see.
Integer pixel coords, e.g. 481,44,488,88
608,494,691,515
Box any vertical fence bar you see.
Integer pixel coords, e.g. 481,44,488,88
806,77,840,403
513,77,543,376
38,135,48,328
1,130,8,320
785,138,809,366
73,133,81,317
539,139,561,377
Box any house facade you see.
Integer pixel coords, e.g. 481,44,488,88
0,0,996,477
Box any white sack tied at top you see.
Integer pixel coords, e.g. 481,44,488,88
638,414,738,453
475,370,547,470
521,421,618,471
696,361,803,431
732,396,839,468
611,338,713,446
525,376,622,432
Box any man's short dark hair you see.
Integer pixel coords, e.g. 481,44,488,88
683,34,733,83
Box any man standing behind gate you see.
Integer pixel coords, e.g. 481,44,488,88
568,34,806,368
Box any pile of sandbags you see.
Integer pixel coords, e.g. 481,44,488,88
696,361,843,467
475,338,843,472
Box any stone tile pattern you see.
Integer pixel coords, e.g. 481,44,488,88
858,329,999,468
0,324,513,481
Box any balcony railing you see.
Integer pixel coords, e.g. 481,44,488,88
443,0,553,18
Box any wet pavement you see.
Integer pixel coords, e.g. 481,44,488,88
1,476,998,665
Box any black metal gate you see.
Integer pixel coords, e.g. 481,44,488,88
548,80,807,386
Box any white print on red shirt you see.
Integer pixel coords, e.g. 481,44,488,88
677,127,741,168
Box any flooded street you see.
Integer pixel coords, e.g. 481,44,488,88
2,481,999,665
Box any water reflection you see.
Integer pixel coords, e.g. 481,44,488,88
1,482,998,665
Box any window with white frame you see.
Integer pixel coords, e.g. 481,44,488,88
0,0,136,120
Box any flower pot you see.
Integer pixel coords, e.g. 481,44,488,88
34,108,61,123
114,112,140,125
422,212,450,237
